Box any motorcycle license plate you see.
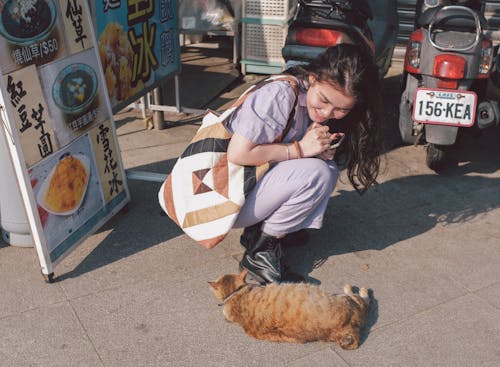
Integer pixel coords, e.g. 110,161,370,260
412,88,477,127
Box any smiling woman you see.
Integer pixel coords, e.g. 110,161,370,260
158,44,383,284
306,75,356,122
222,43,383,284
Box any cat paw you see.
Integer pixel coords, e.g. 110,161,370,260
343,284,354,296
359,287,370,304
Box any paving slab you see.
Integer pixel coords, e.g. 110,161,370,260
54,212,242,300
160,45,240,110
336,293,500,367
0,302,102,366
71,270,328,367
288,348,349,367
0,246,66,318
475,281,500,311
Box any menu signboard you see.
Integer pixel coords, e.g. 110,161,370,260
92,0,181,113
0,0,130,280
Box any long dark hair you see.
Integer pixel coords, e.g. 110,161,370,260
284,43,383,194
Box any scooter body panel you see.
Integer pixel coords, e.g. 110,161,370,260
418,29,484,81
424,124,459,145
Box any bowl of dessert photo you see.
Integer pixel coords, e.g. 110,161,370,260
52,62,98,118
0,0,57,46
36,154,90,216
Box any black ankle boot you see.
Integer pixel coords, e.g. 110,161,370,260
240,232,283,284
281,229,310,248
240,222,262,250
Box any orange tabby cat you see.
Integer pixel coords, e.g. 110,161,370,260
208,269,370,349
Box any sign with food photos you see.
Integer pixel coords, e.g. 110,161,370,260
91,0,181,113
0,0,130,279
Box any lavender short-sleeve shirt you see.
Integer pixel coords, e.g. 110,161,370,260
226,80,310,144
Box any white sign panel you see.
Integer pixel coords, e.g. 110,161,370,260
0,0,130,281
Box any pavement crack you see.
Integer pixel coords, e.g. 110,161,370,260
67,300,106,367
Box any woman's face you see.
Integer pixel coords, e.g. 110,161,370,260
306,75,356,123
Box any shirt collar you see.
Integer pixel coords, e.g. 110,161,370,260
297,79,308,107
298,90,307,107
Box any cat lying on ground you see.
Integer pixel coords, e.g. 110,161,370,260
208,269,370,349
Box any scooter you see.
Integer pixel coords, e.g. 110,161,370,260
399,0,499,171
281,0,398,78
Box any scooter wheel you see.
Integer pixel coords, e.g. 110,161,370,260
426,144,446,172
399,97,417,144
399,73,418,145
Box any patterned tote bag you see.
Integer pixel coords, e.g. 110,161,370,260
158,75,299,249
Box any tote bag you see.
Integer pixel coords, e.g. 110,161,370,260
158,75,299,249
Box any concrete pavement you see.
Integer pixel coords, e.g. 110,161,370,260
1,45,500,367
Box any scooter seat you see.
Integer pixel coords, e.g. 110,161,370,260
347,0,373,19
417,7,487,31
301,0,373,20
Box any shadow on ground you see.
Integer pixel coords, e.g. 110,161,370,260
55,160,182,282
160,46,241,110
284,118,500,271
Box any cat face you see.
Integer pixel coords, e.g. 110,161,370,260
208,269,248,301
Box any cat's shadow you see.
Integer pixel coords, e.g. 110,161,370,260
361,288,379,344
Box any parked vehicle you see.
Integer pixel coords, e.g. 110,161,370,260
399,0,499,171
281,0,398,78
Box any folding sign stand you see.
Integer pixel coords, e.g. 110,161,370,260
0,0,131,282
0,0,181,281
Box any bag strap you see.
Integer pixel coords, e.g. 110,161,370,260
225,75,300,143
230,75,299,109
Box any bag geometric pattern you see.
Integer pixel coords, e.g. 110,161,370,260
159,75,298,249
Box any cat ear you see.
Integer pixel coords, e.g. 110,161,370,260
208,281,219,290
239,268,248,280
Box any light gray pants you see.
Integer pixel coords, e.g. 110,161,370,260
233,158,339,237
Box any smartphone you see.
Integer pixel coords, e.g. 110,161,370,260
330,134,345,149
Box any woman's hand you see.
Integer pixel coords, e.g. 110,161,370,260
317,132,345,160
317,148,336,161
297,123,331,157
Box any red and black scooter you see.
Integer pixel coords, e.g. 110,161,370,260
399,0,499,171
281,0,398,79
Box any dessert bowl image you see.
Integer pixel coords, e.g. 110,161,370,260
36,154,90,216
52,62,98,118
0,0,57,45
